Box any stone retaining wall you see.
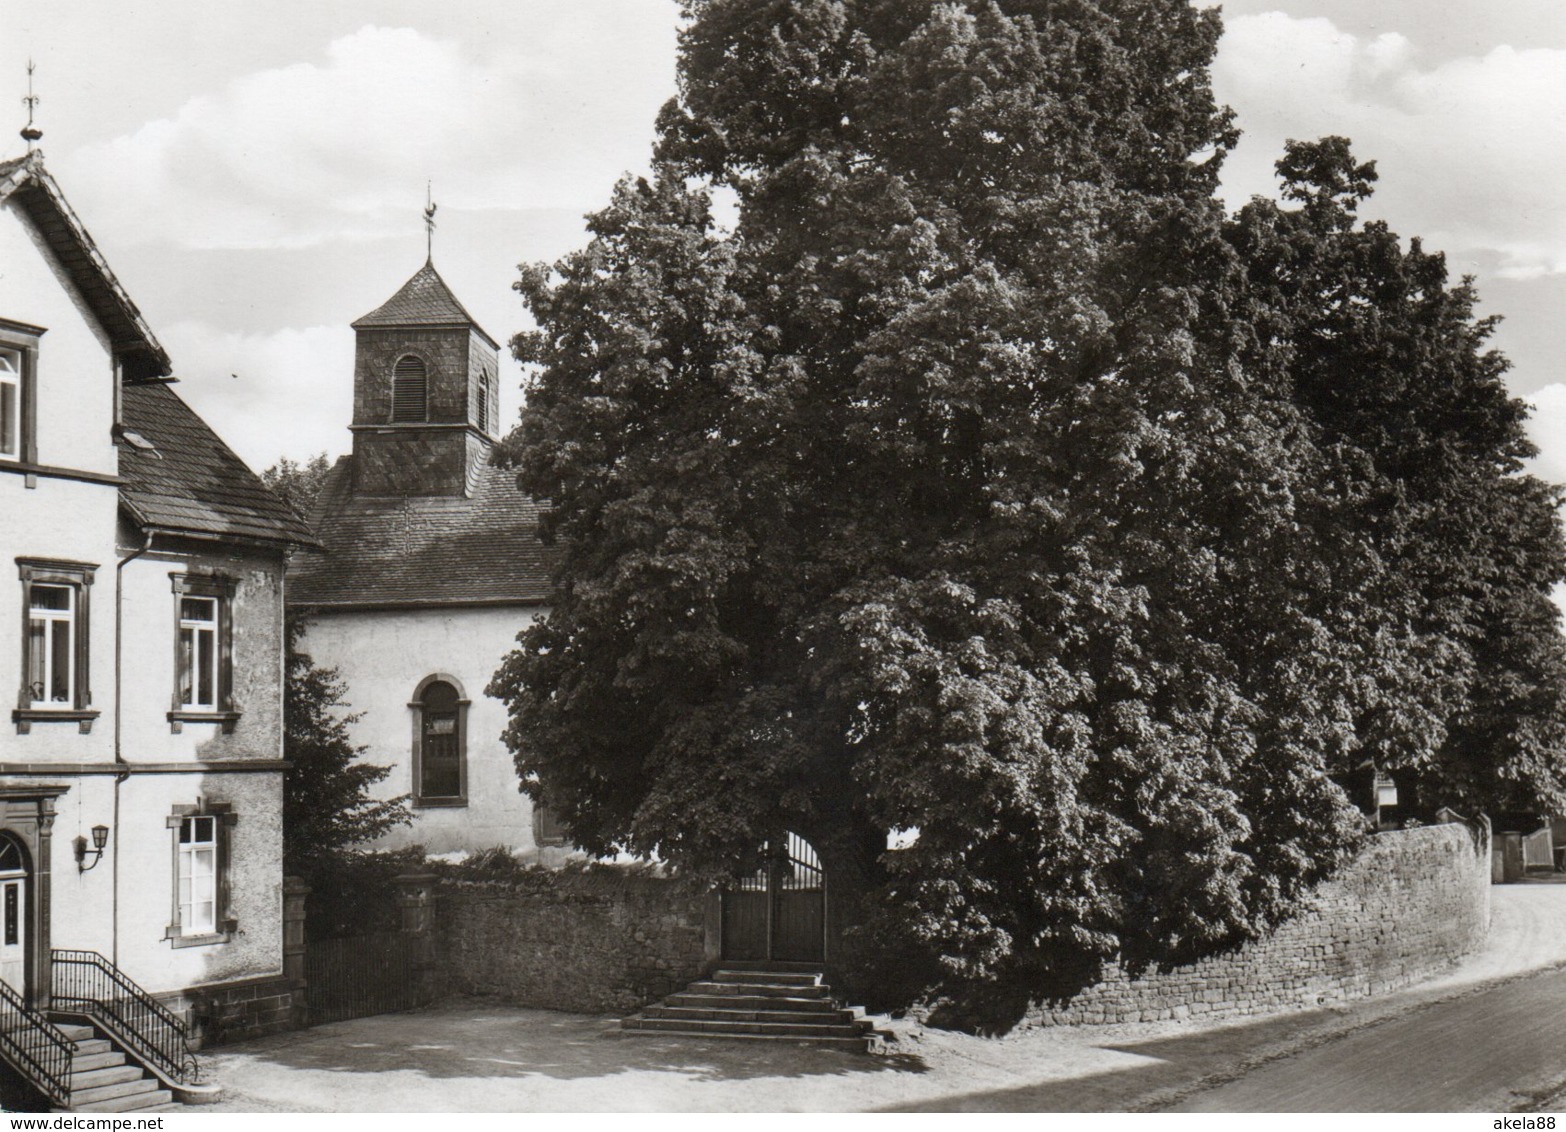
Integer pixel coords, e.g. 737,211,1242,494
171,973,299,1048
1029,820,1491,1027
432,870,717,1014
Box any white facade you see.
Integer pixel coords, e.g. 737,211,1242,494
0,154,296,1019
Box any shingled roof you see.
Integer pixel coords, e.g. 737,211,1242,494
0,152,171,381
350,260,498,349
119,382,318,548
288,455,552,608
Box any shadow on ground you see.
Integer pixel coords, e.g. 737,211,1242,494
211,998,928,1086
876,999,1378,1112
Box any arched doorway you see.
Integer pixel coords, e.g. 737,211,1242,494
0,834,31,997
721,832,825,963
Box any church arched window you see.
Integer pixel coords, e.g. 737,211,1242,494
411,674,467,805
391,355,428,422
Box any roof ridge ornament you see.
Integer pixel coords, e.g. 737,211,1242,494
20,60,42,152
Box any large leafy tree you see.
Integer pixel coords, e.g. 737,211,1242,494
1230,138,1566,817
492,0,1566,1001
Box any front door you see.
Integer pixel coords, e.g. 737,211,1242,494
0,867,26,995
721,832,825,963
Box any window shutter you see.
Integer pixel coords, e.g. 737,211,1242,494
391,355,428,422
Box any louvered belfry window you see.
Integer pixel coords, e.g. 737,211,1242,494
391,354,428,422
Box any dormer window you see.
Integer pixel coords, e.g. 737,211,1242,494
391,355,428,422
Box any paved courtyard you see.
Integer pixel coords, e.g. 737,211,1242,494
200,882,1566,1112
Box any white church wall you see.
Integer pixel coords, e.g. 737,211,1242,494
297,603,546,857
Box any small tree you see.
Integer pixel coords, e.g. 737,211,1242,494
261,453,335,521
282,612,411,877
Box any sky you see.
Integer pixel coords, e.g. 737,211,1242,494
3,0,1566,482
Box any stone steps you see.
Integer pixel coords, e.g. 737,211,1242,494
665,992,844,1012
684,981,832,999
644,1004,870,1027
37,1015,188,1113
623,968,880,1050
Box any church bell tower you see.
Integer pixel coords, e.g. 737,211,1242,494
348,259,501,497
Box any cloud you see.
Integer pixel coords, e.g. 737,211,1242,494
1525,383,1566,486
61,17,675,250
160,322,355,470
1215,13,1566,277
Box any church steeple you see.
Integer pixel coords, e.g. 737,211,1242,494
347,260,500,498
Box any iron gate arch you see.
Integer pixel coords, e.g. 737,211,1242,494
721,831,825,963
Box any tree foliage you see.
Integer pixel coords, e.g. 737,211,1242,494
261,452,334,521
282,613,411,875
1229,137,1566,817
491,0,1566,1000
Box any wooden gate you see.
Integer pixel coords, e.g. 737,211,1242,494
304,933,429,1025
721,832,825,963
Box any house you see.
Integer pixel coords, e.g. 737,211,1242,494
0,150,314,1105
287,259,567,859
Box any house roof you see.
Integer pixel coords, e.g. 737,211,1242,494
288,454,552,608
350,260,499,350
0,152,171,381
119,381,318,548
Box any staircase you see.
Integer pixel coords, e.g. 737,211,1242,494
47,1020,172,1113
621,965,878,1050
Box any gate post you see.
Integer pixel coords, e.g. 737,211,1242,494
282,876,309,1026
393,872,440,1003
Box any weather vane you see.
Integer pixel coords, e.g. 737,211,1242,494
424,182,437,262
20,60,42,152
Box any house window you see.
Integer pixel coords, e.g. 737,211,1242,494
0,348,19,461
178,816,217,934
168,574,237,730
411,675,467,806
14,559,94,730
179,598,218,708
0,321,41,466
166,804,237,945
391,355,428,422
27,584,73,707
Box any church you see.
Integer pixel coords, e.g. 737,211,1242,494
288,259,568,859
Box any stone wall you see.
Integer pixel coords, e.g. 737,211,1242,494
1027,820,1491,1027
433,870,717,1014
170,973,298,1048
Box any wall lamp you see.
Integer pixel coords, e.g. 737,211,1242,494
76,825,110,872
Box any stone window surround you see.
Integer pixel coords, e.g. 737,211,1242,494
14,558,97,734
164,801,238,948
167,572,239,734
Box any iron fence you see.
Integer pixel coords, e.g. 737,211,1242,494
51,948,198,1085
0,977,74,1108
304,933,427,1025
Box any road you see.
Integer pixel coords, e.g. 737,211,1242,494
1171,961,1566,1112
1162,878,1566,1113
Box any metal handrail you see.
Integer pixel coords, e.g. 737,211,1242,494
0,977,75,1107
51,949,198,1085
